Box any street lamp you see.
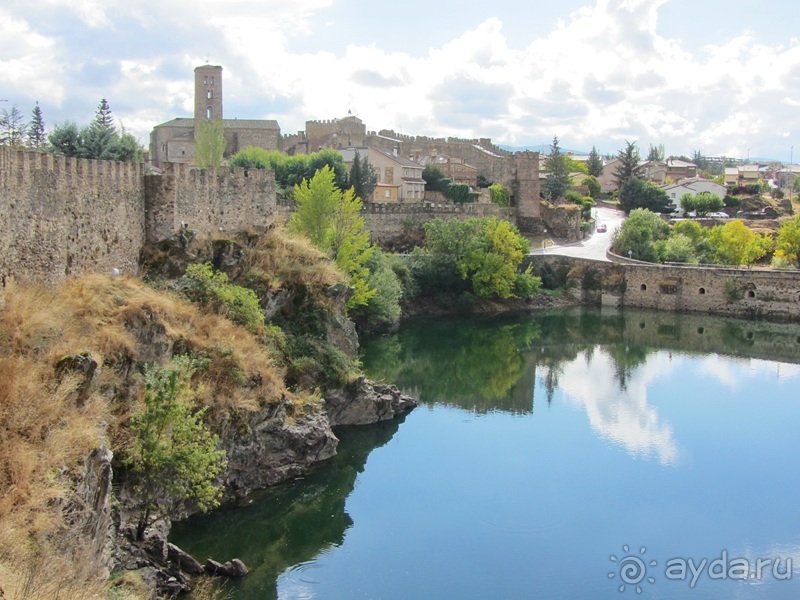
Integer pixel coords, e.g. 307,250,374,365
628,250,633,261
542,228,547,254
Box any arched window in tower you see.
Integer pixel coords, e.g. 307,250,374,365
203,76,208,84
211,76,215,85
207,90,212,99
206,107,212,120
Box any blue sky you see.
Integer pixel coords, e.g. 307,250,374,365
2,0,799,160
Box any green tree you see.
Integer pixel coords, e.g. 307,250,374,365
564,155,588,175
0,104,27,147
348,150,378,201
545,135,571,200
619,176,671,213
48,121,81,156
774,214,800,267
583,175,601,199
27,102,46,149
94,98,114,129
587,146,604,177
290,166,375,308
194,118,227,168
691,149,708,171
350,249,404,332
105,125,145,162
126,359,226,540
657,234,697,264
489,183,510,207
614,140,640,189
78,121,116,159
708,220,773,265
612,208,669,262
418,217,538,299
646,143,666,162
422,163,448,191
681,191,723,216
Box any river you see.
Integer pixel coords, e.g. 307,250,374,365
171,307,800,599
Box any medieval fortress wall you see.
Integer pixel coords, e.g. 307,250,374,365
0,147,277,286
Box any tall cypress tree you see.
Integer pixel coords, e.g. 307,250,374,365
27,102,46,149
544,135,571,201
349,149,364,198
587,146,604,177
614,140,640,189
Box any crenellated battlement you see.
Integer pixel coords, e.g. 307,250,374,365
0,146,146,189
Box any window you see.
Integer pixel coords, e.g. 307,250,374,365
211,76,215,85
747,290,756,299
203,76,208,84
207,90,212,99
385,190,390,198
640,284,647,291
699,287,706,295
206,107,212,120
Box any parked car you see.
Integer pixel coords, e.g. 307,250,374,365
597,224,607,233
707,212,729,218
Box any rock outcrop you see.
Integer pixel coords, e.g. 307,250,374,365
219,399,339,501
325,376,418,427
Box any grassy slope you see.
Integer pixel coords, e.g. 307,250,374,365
0,227,350,599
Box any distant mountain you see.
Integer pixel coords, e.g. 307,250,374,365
499,144,589,155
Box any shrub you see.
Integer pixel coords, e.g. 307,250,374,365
176,263,265,333
126,358,226,539
443,181,478,204
489,183,510,207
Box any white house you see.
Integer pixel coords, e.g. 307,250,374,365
661,178,727,210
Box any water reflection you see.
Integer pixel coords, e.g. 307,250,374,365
170,418,406,600
558,350,679,465
361,308,800,464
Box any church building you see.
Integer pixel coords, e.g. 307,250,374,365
149,65,282,168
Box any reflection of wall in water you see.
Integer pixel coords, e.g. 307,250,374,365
530,255,800,325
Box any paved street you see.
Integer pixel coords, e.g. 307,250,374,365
529,205,626,262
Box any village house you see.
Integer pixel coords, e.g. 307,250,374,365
340,146,425,202
661,177,727,210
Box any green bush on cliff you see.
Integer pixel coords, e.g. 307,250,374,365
176,263,265,333
126,358,226,540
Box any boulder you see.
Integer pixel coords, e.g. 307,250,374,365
325,376,418,426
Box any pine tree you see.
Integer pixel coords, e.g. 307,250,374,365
614,140,640,189
0,105,27,147
94,98,114,130
587,146,604,177
27,102,46,149
544,135,571,201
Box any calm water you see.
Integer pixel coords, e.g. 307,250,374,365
172,308,800,599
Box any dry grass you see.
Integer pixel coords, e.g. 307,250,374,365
0,273,296,598
243,226,344,297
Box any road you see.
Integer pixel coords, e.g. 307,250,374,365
529,205,626,262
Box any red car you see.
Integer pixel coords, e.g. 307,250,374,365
597,224,607,233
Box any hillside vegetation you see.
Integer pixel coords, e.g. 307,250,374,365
0,226,354,599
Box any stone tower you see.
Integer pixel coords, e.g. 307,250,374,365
194,65,223,125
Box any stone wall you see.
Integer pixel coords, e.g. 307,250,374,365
0,147,146,285
361,201,515,244
529,255,800,322
145,163,277,244
0,147,278,287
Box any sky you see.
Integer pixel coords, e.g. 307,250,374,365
2,0,799,161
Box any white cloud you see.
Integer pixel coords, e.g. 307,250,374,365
2,0,800,158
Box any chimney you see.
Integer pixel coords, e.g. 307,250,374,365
393,146,398,157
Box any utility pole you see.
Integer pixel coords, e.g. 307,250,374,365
791,146,794,202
